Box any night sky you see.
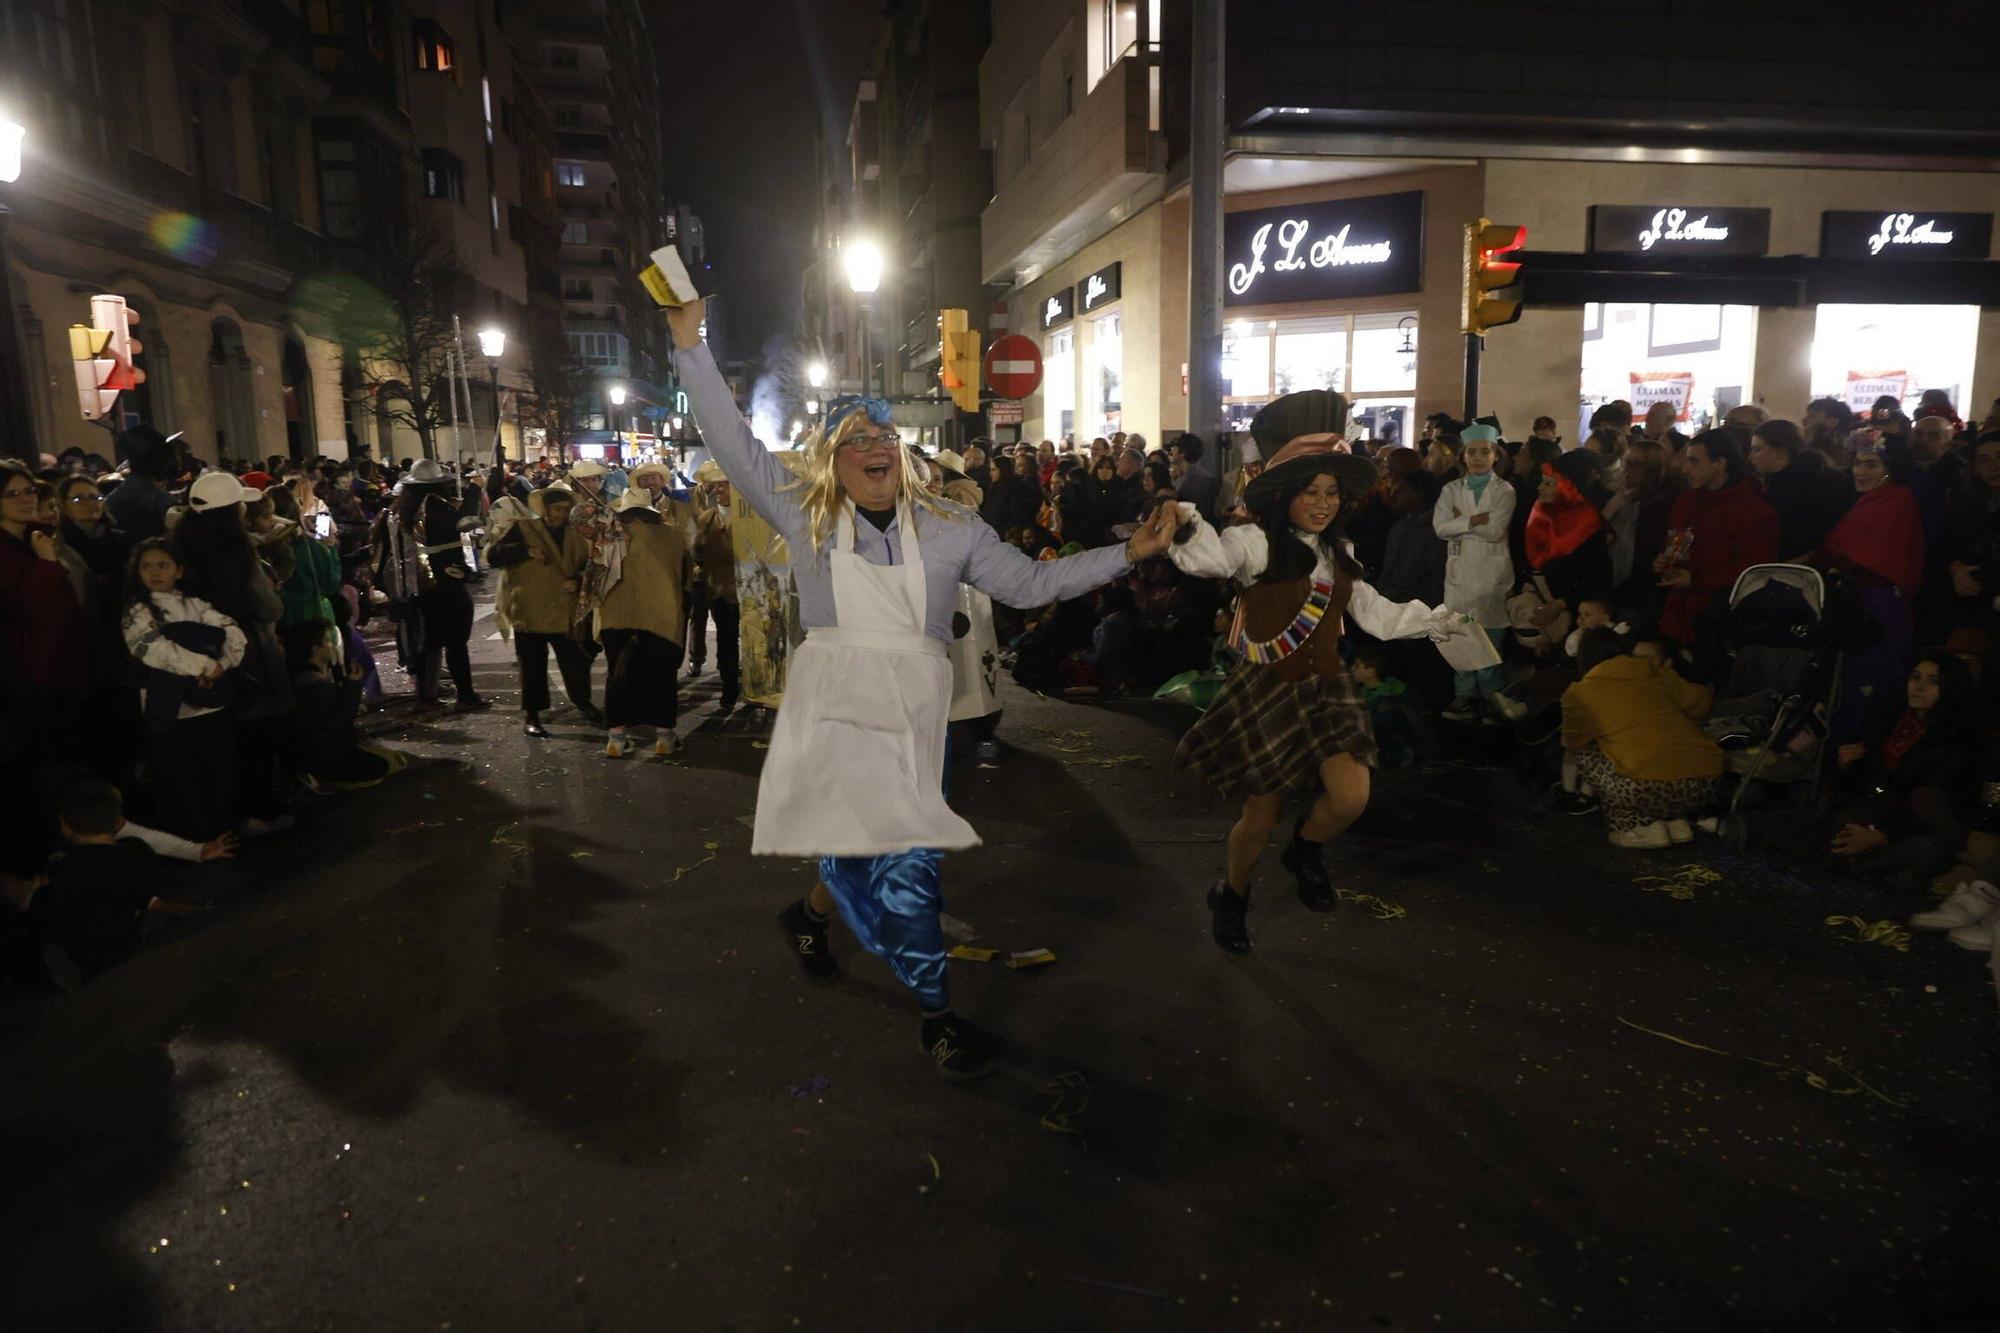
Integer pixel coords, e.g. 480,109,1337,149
654,0,881,366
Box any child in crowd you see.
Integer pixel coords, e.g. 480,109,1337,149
20,782,181,984
121,537,246,840
1562,597,1624,659
1351,647,1435,767
282,620,408,790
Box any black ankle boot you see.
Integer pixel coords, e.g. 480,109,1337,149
1206,881,1251,953
778,899,838,979
1281,821,1336,912
523,712,551,738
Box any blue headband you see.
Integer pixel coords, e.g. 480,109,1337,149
824,396,893,438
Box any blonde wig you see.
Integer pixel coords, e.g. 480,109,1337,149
785,407,958,558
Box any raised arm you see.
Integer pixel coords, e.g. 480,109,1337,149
961,514,1132,608
673,336,808,542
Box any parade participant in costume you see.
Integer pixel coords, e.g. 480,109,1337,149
566,458,626,627
670,297,1178,1077
596,487,693,757
375,460,490,709
1165,391,1458,953
683,462,742,712
487,485,601,737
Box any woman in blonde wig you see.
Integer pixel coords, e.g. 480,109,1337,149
670,298,1177,1078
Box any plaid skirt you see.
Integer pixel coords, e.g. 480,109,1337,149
1176,662,1377,800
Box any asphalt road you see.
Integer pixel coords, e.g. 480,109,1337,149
4,587,1996,1331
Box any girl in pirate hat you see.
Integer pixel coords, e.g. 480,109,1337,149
1166,390,1458,952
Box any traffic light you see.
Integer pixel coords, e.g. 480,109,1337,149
938,308,980,415
69,294,145,421
1461,220,1526,336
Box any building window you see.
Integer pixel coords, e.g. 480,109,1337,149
561,220,588,244
1043,327,1075,442
1809,303,1979,421
1223,313,1418,442
562,278,593,301
1088,312,1122,437
552,103,583,127
421,147,464,203
317,138,361,240
566,331,626,367
547,43,580,69
555,160,586,187
412,20,455,74
1582,303,1760,436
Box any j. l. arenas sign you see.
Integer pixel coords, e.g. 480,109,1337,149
1589,205,1772,256
1224,190,1424,307
1821,210,1994,261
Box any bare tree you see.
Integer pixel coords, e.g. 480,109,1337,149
521,330,592,461
299,215,471,461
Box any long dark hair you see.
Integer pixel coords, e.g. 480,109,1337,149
1255,466,1363,584
123,536,181,603
173,506,263,622
1910,648,1976,735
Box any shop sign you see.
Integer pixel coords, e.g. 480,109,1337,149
1081,262,1122,313
1845,369,1909,414
988,400,1024,425
1629,371,1695,422
1223,190,1424,307
1040,286,1074,331
1589,205,1771,256
1821,210,1993,261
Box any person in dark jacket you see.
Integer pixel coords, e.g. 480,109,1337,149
979,455,1043,535
1172,433,1223,523
1374,468,1447,606
30,781,169,981
1750,419,1849,560
1829,651,1979,889
282,621,404,788
104,426,182,541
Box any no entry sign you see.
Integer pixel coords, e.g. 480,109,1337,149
983,334,1043,400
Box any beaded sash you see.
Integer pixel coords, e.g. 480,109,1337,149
1230,578,1335,665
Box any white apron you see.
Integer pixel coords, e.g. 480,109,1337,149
750,503,980,857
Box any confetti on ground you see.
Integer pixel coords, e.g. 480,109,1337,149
1632,864,1723,900
1005,948,1057,970
489,824,531,857
1335,888,1407,920
1614,1016,1908,1109
939,913,980,942
568,851,594,860
947,944,999,962
1032,727,1097,753
1824,915,1912,952
1061,753,1147,770
669,842,722,881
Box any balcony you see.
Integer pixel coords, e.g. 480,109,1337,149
980,54,1166,286
537,67,611,101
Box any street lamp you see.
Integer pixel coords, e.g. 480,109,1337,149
842,237,885,394
608,383,627,455
0,112,31,457
477,327,506,461
806,359,827,390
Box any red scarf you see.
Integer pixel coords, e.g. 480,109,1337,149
1822,482,1923,595
1525,475,1604,570
1881,708,1927,770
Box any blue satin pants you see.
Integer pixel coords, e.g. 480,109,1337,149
817,849,948,1010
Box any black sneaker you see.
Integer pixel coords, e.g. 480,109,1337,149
1551,789,1600,816
523,713,551,739
778,899,838,979
686,660,704,678
1280,824,1336,912
919,1014,994,1080
1206,882,1251,953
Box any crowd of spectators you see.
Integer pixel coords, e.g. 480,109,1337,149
945,392,2000,952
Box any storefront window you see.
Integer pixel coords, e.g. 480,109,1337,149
1089,312,1122,436
1044,327,1075,442
1225,320,1274,398
1809,304,1978,418
1272,325,1338,395
1350,312,1417,394
1579,302,1758,438
1222,312,1415,440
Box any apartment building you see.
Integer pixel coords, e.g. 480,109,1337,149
0,0,573,464
524,0,668,458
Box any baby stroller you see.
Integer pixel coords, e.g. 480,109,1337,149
1703,564,1847,849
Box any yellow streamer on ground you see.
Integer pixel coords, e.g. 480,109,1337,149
1614,1016,1908,1108
670,842,721,881
1335,888,1407,921
1632,864,1723,900
1823,915,1912,952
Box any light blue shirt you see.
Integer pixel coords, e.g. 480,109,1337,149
678,342,1133,643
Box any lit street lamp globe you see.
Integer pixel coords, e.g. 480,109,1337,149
0,114,23,185
842,238,885,295
806,359,828,389
608,385,628,406
477,327,506,360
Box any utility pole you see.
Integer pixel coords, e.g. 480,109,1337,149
1187,0,1225,449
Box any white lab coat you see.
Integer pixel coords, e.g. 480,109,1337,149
1433,475,1516,628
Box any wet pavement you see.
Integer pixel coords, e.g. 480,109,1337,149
4,591,1996,1330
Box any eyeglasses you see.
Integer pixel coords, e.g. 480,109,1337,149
840,435,901,454
1,486,36,502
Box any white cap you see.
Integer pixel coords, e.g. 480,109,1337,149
188,471,251,510
408,459,446,483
